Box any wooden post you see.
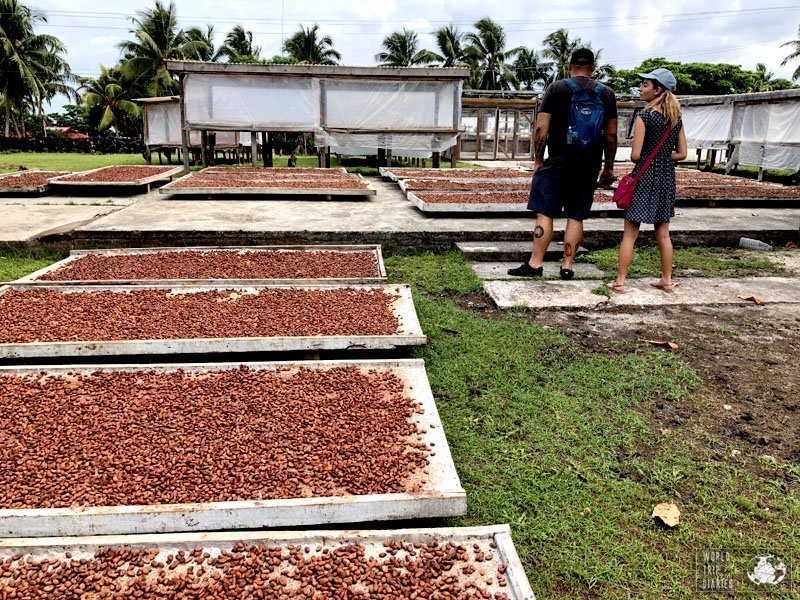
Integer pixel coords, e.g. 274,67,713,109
143,107,152,165
325,146,331,168
208,132,216,166
432,152,441,168
250,132,258,167
386,149,392,167
512,110,520,159
492,107,500,160
476,109,482,159
261,132,272,167
377,148,386,166
450,141,459,168
200,131,208,167
179,74,190,173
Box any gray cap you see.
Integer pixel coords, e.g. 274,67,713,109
638,67,677,92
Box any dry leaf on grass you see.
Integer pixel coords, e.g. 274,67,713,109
581,508,592,517
737,295,764,305
643,339,679,350
652,502,680,527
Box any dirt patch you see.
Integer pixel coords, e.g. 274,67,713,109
526,304,800,467
454,292,800,468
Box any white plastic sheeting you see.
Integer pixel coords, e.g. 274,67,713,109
331,146,433,158
146,102,239,147
322,80,459,129
682,105,732,149
182,73,460,152
681,99,800,170
185,75,319,129
317,131,458,153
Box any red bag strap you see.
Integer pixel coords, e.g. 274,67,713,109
632,116,675,183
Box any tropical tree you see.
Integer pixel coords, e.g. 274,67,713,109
781,24,800,80
184,25,216,61
464,18,521,90
375,28,437,67
429,25,475,68
513,48,551,90
0,0,73,136
79,65,140,136
117,1,208,97
541,28,580,81
282,24,341,65
217,25,261,63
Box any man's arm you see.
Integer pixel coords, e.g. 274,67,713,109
599,117,618,185
532,112,551,172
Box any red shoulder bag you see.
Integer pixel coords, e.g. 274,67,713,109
613,124,675,210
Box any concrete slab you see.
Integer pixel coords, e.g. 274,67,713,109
0,174,789,251
0,204,125,242
472,261,605,280
457,241,587,261
0,195,140,207
484,277,800,310
485,279,609,309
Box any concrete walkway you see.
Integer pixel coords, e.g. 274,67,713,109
484,276,800,309
0,174,796,250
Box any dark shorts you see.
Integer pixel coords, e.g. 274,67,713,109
527,158,600,221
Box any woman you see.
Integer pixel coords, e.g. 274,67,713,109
608,68,688,293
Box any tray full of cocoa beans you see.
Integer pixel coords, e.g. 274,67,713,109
16,245,386,285
0,525,534,598
0,359,464,536
0,283,425,358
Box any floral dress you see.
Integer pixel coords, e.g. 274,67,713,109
626,109,683,224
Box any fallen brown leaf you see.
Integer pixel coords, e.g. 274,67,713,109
643,339,679,350
785,241,795,249
737,295,764,305
581,508,592,517
652,502,680,527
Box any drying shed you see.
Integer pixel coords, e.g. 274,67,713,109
164,61,469,169
680,88,800,176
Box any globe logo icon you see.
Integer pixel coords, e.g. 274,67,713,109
747,555,787,586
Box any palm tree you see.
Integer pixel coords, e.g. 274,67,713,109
282,24,341,65
216,25,261,63
748,63,778,92
541,28,582,81
117,1,208,97
80,65,140,136
185,25,216,61
513,48,551,90
780,24,800,81
464,18,521,90
0,0,71,136
430,25,475,67
376,28,438,67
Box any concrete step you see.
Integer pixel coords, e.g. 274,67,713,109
456,241,588,262
471,261,605,280
484,276,800,310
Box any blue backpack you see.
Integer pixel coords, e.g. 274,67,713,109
564,78,606,150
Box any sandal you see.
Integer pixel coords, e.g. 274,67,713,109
650,280,679,293
606,281,625,293
559,267,575,281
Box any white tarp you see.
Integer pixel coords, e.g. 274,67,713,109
185,74,319,129
317,131,459,153
323,80,459,129
682,104,732,149
182,73,460,152
331,146,433,158
681,99,800,170
146,102,239,146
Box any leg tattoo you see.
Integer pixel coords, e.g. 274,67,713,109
534,225,545,238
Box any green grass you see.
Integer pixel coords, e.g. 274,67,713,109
584,246,787,279
3,249,798,596
0,248,64,282
386,252,799,598
0,152,148,173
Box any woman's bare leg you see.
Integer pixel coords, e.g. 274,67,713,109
653,221,673,285
616,219,641,286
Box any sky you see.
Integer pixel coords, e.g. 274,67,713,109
33,0,800,112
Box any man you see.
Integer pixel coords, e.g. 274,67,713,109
508,48,617,279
